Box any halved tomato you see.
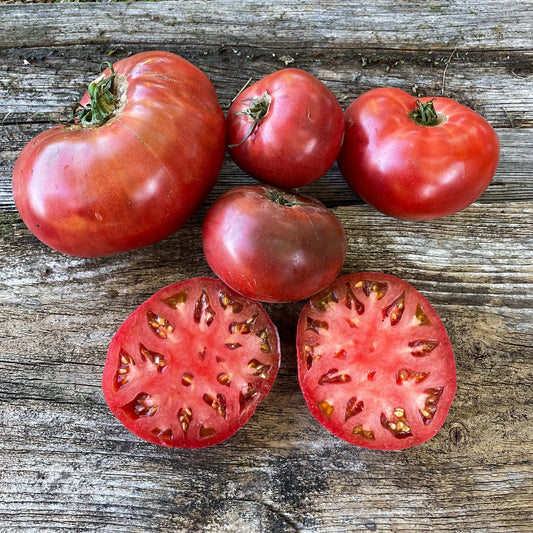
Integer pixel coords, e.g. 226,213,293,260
296,273,456,450
102,277,280,448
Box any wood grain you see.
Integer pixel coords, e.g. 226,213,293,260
1,1,532,532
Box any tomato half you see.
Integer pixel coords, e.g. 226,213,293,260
202,185,347,303
12,51,226,257
226,68,344,188
102,277,280,448
337,87,500,220
296,273,456,450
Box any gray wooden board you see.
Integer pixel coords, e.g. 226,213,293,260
0,1,532,531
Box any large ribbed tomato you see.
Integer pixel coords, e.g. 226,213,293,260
12,51,226,257
337,87,500,220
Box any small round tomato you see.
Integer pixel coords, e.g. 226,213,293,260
202,185,347,303
12,51,226,257
337,87,500,220
102,277,280,448
226,68,344,188
296,273,456,450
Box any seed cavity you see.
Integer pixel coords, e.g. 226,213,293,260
181,373,194,386
239,383,258,412
420,387,444,425
304,344,318,370
345,396,364,421
396,369,429,384
318,368,351,385
352,425,375,440
306,316,329,334
380,408,413,439
178,407,193,433
230,313,258,334
194,289,216,326
217,373,231,387
151,427,174,444
256,328,272,353
382,291,406,326
345,282,364,314
122,392,158,419
225,342,242,350
203,393,227,418
147,311,174,338
356,280,388,299
219,291,244,313
409,339,440,356
311,290,338,312
162,290,188,308
248,358,271,379
199,425,217,438
415,303,431,326
317,400,334,418
115,349,135,390
139,344,168,372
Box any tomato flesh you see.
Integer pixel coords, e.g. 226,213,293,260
102,277,280,448
296,273,456,450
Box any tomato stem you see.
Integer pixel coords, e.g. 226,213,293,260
409,99,439,127
228,91,272,148
69,62,117,126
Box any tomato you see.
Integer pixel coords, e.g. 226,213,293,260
337,87,500,220
12,51,226,257
226,68,344,188
202,184,346,303
296,273,456,450
102,277,280,448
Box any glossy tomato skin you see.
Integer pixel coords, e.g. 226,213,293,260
102,277,281,448
227,69,344,188
202,185,347,303
337,87,500,220
297,273,456,450
12,51,226,257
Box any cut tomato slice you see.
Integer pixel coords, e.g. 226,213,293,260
296,273,456,450
103,277,280,448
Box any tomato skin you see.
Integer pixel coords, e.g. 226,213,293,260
12,51,226,257
102,277,280,448
227,69,344,188
202,185,347,303
296,273,456,450
337,87,500,220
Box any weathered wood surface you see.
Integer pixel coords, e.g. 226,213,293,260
0,1,532,531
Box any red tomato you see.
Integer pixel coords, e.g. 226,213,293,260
226,69,344,188
202,185,347,303
296,273,456,450
102,277,280,448
12,51,226,257
337,87,500,220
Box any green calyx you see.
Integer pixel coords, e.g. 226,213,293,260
409,98,440,127
228,91,272,148
70,62,117,127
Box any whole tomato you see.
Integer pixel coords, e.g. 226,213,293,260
337,87,500,220
202,185,347,303
12,51,226,257
226,69,344,188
